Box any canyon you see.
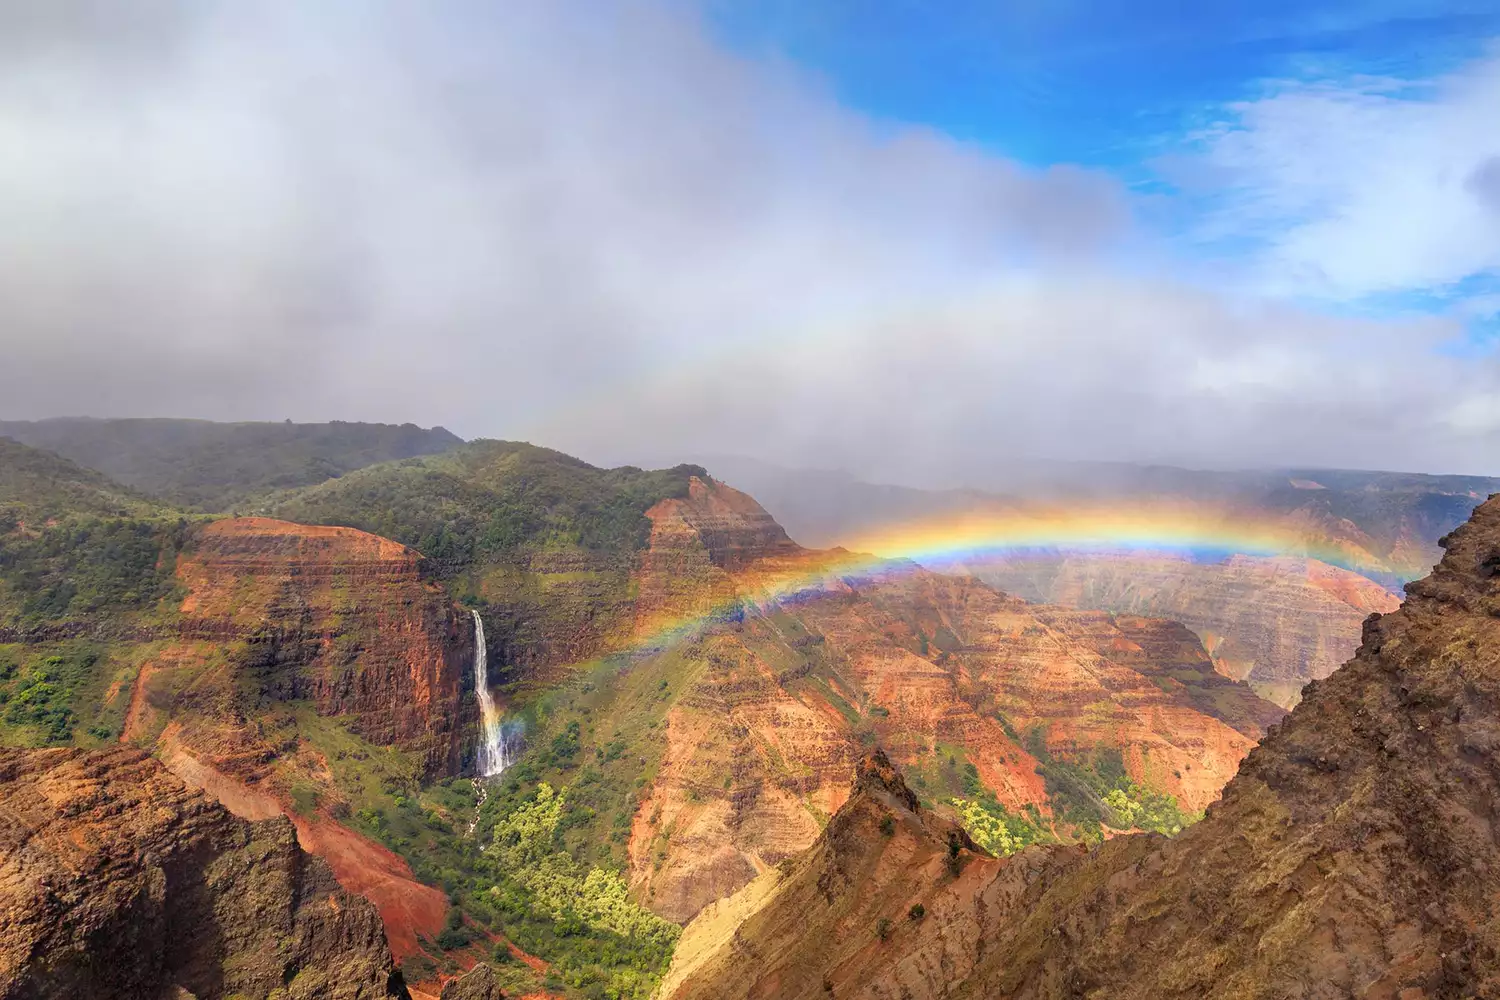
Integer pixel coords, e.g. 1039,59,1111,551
2,424,1487,999
663,493,1500,999
599,477,1286,922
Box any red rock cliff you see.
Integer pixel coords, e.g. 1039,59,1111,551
130,517,473,775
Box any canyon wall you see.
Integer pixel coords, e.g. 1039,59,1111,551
971,551,1401,708
624,480,1284,923
128,517,474,776
666,493,1500,999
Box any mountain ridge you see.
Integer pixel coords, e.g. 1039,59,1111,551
0,418,464,512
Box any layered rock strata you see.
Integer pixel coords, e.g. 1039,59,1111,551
666,493,1500,999
627,484,1283,922
972,551,1402,708
131,517,472,775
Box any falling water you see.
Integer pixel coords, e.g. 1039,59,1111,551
472,610,508,777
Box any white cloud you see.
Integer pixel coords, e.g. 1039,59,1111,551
1187,44,1500,304
0,1,1498,480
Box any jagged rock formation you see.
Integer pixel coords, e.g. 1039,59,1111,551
438,964,505,1000
660,748,1070,1000
665,493,1500,999
0,746,407,1000
127,517,473,775
627,482,1284,923
973,552,1402,708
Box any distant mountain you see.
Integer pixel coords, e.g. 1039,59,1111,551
704,453,1500,582
0,418,464,511
663,494,1500,999
972,553,1401,708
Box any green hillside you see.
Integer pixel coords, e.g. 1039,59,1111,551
0,418,464,511
0,438,196,747
0,437,167,527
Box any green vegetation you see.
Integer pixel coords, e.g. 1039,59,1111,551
1024,734,1197,839
0,642,136,746
269,440,703,574
278,637,696,999
0,436,166,526
949,795,1051,856
0,435,197,630
0,418,463,512
483,783,678,990
0,516,194,624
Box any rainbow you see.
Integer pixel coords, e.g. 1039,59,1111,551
617,501,1408,659
839,504,1398,577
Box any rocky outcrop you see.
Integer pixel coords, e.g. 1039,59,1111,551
438,964,505,1000
666,493,1500,999
131,517,473,775
0,747,407,1000
662,748,1079,1000
649,477,802,572
973,552,1401,708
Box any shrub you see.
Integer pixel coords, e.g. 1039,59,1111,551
909,903,925,920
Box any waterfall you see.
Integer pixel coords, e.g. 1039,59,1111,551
472,610,508,777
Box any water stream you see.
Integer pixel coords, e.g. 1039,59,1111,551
472,610,508,777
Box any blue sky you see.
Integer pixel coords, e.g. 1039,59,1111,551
707,0,1496,166
707,0,1500,344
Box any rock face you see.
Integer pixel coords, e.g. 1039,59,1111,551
438,964,505,1000
627,483,1284,923
129,517,473,775
661,748,1074,1000
665,493,1500,999
972,552,1401,708
0,746,407,1000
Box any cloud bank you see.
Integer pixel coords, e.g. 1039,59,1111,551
1,0,1497,482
